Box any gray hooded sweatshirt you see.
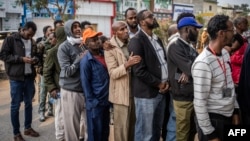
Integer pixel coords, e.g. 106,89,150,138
57,20,86,92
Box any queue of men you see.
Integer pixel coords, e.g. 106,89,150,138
0,6,250,141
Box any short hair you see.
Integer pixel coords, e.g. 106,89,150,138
99,35,108,44
167,24,177,37
54,20,63,28
80,21,91,29
176,12,195,24
125,7,136,18
23,21,37,32
137,9,148,26
207,14,229,40
43,25,52,34
233,16,247,27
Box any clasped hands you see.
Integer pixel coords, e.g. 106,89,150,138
158,81,170,94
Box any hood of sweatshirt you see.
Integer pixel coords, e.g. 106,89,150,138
64,20,81,37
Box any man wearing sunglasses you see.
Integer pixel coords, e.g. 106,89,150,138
128,9,169,141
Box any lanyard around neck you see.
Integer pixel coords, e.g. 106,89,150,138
209,47,227,87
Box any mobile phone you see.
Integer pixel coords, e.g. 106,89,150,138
175,73,181,81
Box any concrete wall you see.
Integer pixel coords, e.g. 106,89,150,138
76,1,115,38
32,18,54,39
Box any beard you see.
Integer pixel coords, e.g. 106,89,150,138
127,22,138,29
147,19,159,30
188,30,198,42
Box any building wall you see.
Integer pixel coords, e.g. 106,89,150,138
32,18,54,39
174,0,204,15
76,1,115,38
0,0,23,31
217,6,234,17
76,15,112,37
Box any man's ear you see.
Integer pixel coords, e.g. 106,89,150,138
217,30,224,37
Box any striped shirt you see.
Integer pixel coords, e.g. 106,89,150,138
191,48,239,135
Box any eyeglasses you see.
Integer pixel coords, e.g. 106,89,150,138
223,28,236,33
144,14,154,19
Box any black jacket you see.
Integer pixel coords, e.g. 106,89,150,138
167,38,198,101
0,32,38,81
238,44,250,116
128,30,167,98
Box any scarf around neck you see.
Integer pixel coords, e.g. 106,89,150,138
67,36,82,45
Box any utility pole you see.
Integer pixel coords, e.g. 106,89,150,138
150,0,154,12
137,0,140,11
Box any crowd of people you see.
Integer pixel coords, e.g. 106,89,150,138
0,7,250,141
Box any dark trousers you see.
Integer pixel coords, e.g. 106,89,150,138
196,113,232,141
10,76,35,135
86,105,110,141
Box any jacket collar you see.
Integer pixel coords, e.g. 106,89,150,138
140,29,158,41
13,32,36,45
110,36,127,48
86,50,104,61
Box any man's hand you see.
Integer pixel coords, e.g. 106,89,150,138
209,138,220,141
124,52,141,69
80,50,88,58
22,57,33,64
178,73,189,84
232,114,240,125
50,89,59,99
159,81,170,94
103,40,115,51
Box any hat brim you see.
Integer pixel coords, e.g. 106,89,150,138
194,24,203,28
178,24,203,29
91,32,103,38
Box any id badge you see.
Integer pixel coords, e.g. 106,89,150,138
223,88,232,97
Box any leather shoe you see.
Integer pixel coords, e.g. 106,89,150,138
14,133,25,141
24,128,39,137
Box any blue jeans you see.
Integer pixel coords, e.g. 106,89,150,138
10,76,35,135
166,94,176,141
134,94,166,141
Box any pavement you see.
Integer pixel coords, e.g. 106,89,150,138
0,78,199,141
0,78,57,141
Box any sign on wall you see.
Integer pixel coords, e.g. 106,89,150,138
172,4,193,21
116,0,173,20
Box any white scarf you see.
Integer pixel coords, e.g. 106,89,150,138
67,36,83,45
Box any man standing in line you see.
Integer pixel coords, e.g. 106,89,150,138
0,21,40,141
125,7,140,38
167,17,202,141
57,20,87,141
54,20,64,29
43,26,66,141
105,21,141,141
164,12,196,141
230,17,249,94
192,14,240,141
37,25,54,122
128,9,169,141
80,28,110,141
238,43,250,125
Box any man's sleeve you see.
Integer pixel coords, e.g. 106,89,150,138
104,50,127,80
192,61,217,140
168,43,193,76
57,44,79,77
80,58,99,110
128,37,161,87
0,36,23,63
43,49,57,92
